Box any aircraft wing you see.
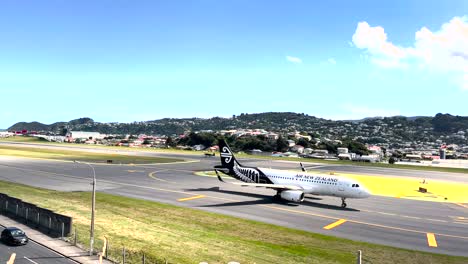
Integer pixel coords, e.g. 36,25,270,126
215,169,303,191
228,182,303,190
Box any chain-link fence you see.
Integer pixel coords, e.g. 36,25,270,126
70,226,366,264
71,227,170,264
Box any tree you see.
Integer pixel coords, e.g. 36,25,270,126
317,141,338,154
59,126,68,136
296,138,311,148
341,138,369,156
166,136,176,147
276,136,289,152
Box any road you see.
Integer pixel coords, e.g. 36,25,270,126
0,145,467,257
0,227,77,264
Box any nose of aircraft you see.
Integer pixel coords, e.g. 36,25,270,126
360,187,371,198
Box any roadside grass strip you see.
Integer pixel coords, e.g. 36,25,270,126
0,145,182,164
0,181,467,263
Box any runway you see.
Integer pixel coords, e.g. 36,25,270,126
0,149,467,257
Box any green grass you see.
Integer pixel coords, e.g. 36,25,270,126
0,136,47,142
2,136,468,173
0,136,205,156
0,181,467,264
0,145,182,164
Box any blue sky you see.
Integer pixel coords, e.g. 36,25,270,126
1,0,467,128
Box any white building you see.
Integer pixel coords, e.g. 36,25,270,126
337,147,349,154
0,132,14,138
291,145,305,153
66,131,105,140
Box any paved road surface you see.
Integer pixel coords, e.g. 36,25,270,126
0,227,77,264
0,145,467,258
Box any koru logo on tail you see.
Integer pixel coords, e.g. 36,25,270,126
220,146,233,163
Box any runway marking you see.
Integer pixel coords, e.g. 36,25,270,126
178,195,206,202
323,219,347,230
126,170,145,173
377,212,397,216
451,216,468,224
427,233,438,247
148,170,177,183
400,215,421,220
24,256,39,264
4,163,468,242
455,203,468,209
426,218,448,223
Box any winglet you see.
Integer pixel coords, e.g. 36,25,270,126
300,162,307,172
214,169,225,182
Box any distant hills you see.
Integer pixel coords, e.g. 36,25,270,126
6,113,468,146
8,118,92,134
346,116,429,123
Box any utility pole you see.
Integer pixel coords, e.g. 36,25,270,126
74,160,96,256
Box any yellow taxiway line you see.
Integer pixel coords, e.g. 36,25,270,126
427,233,438,247
148,170,177,183
323,219,347,230
178,195,206,202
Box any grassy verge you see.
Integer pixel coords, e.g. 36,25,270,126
2,136,468,174
0,145,182,164
0,181,467,264
0,136,46,142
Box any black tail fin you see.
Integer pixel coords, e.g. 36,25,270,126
216,139,239,174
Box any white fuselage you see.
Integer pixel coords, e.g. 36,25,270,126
259,168,371,199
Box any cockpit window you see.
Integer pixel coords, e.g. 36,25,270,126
352,184,356,187
356,184,360,187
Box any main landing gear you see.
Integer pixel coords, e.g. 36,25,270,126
273,190,281,201
341,198,347,208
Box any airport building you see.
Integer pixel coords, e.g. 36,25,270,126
66,131,105,141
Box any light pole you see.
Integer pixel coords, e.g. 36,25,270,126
74,160,96,256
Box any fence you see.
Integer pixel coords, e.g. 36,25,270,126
0,193,72,237
70,229,367,264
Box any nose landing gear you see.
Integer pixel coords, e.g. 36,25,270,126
341,198,347,208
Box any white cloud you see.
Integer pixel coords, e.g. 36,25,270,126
286,56,302,63
352,16,468,89
328,58,337,65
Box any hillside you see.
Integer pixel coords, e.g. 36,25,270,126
7,113,468,147
8,118,93,134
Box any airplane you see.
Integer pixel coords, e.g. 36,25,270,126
214,140,371,208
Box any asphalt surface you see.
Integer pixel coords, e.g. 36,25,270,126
0,227,77,264
0,144,468,258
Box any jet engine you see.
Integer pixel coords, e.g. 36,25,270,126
280,190,305,202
